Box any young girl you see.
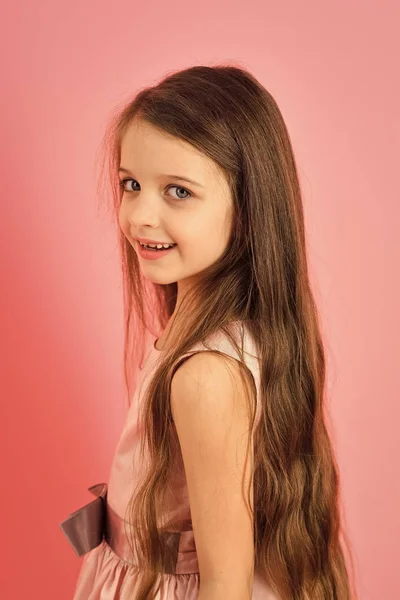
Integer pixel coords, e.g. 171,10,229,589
60,64,355,600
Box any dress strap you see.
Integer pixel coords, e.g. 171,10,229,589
59,483,199,575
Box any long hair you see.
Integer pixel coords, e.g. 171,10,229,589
96,63,356,599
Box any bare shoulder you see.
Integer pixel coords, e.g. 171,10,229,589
171,350,255,421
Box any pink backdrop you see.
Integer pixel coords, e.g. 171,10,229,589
1,1,398,598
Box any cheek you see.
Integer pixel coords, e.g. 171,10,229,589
118,206,129,234
180,218,226,256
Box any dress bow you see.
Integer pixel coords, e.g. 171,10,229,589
59,483,108,557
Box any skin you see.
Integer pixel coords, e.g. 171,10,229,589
118,117,233,347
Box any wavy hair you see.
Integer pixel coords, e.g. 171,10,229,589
95,63,356,599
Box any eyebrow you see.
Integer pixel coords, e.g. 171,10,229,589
118,167,204,188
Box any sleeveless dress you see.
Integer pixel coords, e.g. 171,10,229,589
67,321,278,599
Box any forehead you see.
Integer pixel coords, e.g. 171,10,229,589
119,117,222,184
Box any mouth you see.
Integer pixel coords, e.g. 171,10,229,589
136,240,177,260
138,241,177,251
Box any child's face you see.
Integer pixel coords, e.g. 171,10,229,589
118,117,233,290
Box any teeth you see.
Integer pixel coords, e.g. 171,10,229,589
140,242,175,249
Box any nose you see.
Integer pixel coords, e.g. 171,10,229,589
126,194,161,229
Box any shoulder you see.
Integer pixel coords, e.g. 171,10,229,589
170,350,255,425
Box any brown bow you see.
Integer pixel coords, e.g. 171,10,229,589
59,482,200,575
59,483,108,557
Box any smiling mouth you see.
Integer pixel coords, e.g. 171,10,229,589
136,241,178,257
138,242,177,251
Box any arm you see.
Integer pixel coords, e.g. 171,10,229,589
170,351,256,599
198,581,253,600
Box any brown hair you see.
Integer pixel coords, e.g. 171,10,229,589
96,63,356,599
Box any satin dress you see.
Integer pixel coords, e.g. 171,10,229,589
60,321,279,599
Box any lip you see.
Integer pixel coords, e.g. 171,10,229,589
136,237,176,245
136,240,177,261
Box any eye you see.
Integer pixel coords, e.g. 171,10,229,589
118,178,192,201
167,185,192,201
118,178,139,193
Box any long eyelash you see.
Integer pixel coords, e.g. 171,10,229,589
118,178,191,199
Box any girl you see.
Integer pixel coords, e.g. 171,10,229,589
61,64,355,599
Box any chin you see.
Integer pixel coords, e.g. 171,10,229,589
141,272,177,285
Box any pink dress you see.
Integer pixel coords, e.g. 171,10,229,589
66,321,278,599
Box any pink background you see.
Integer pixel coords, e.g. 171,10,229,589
1,1,398,598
